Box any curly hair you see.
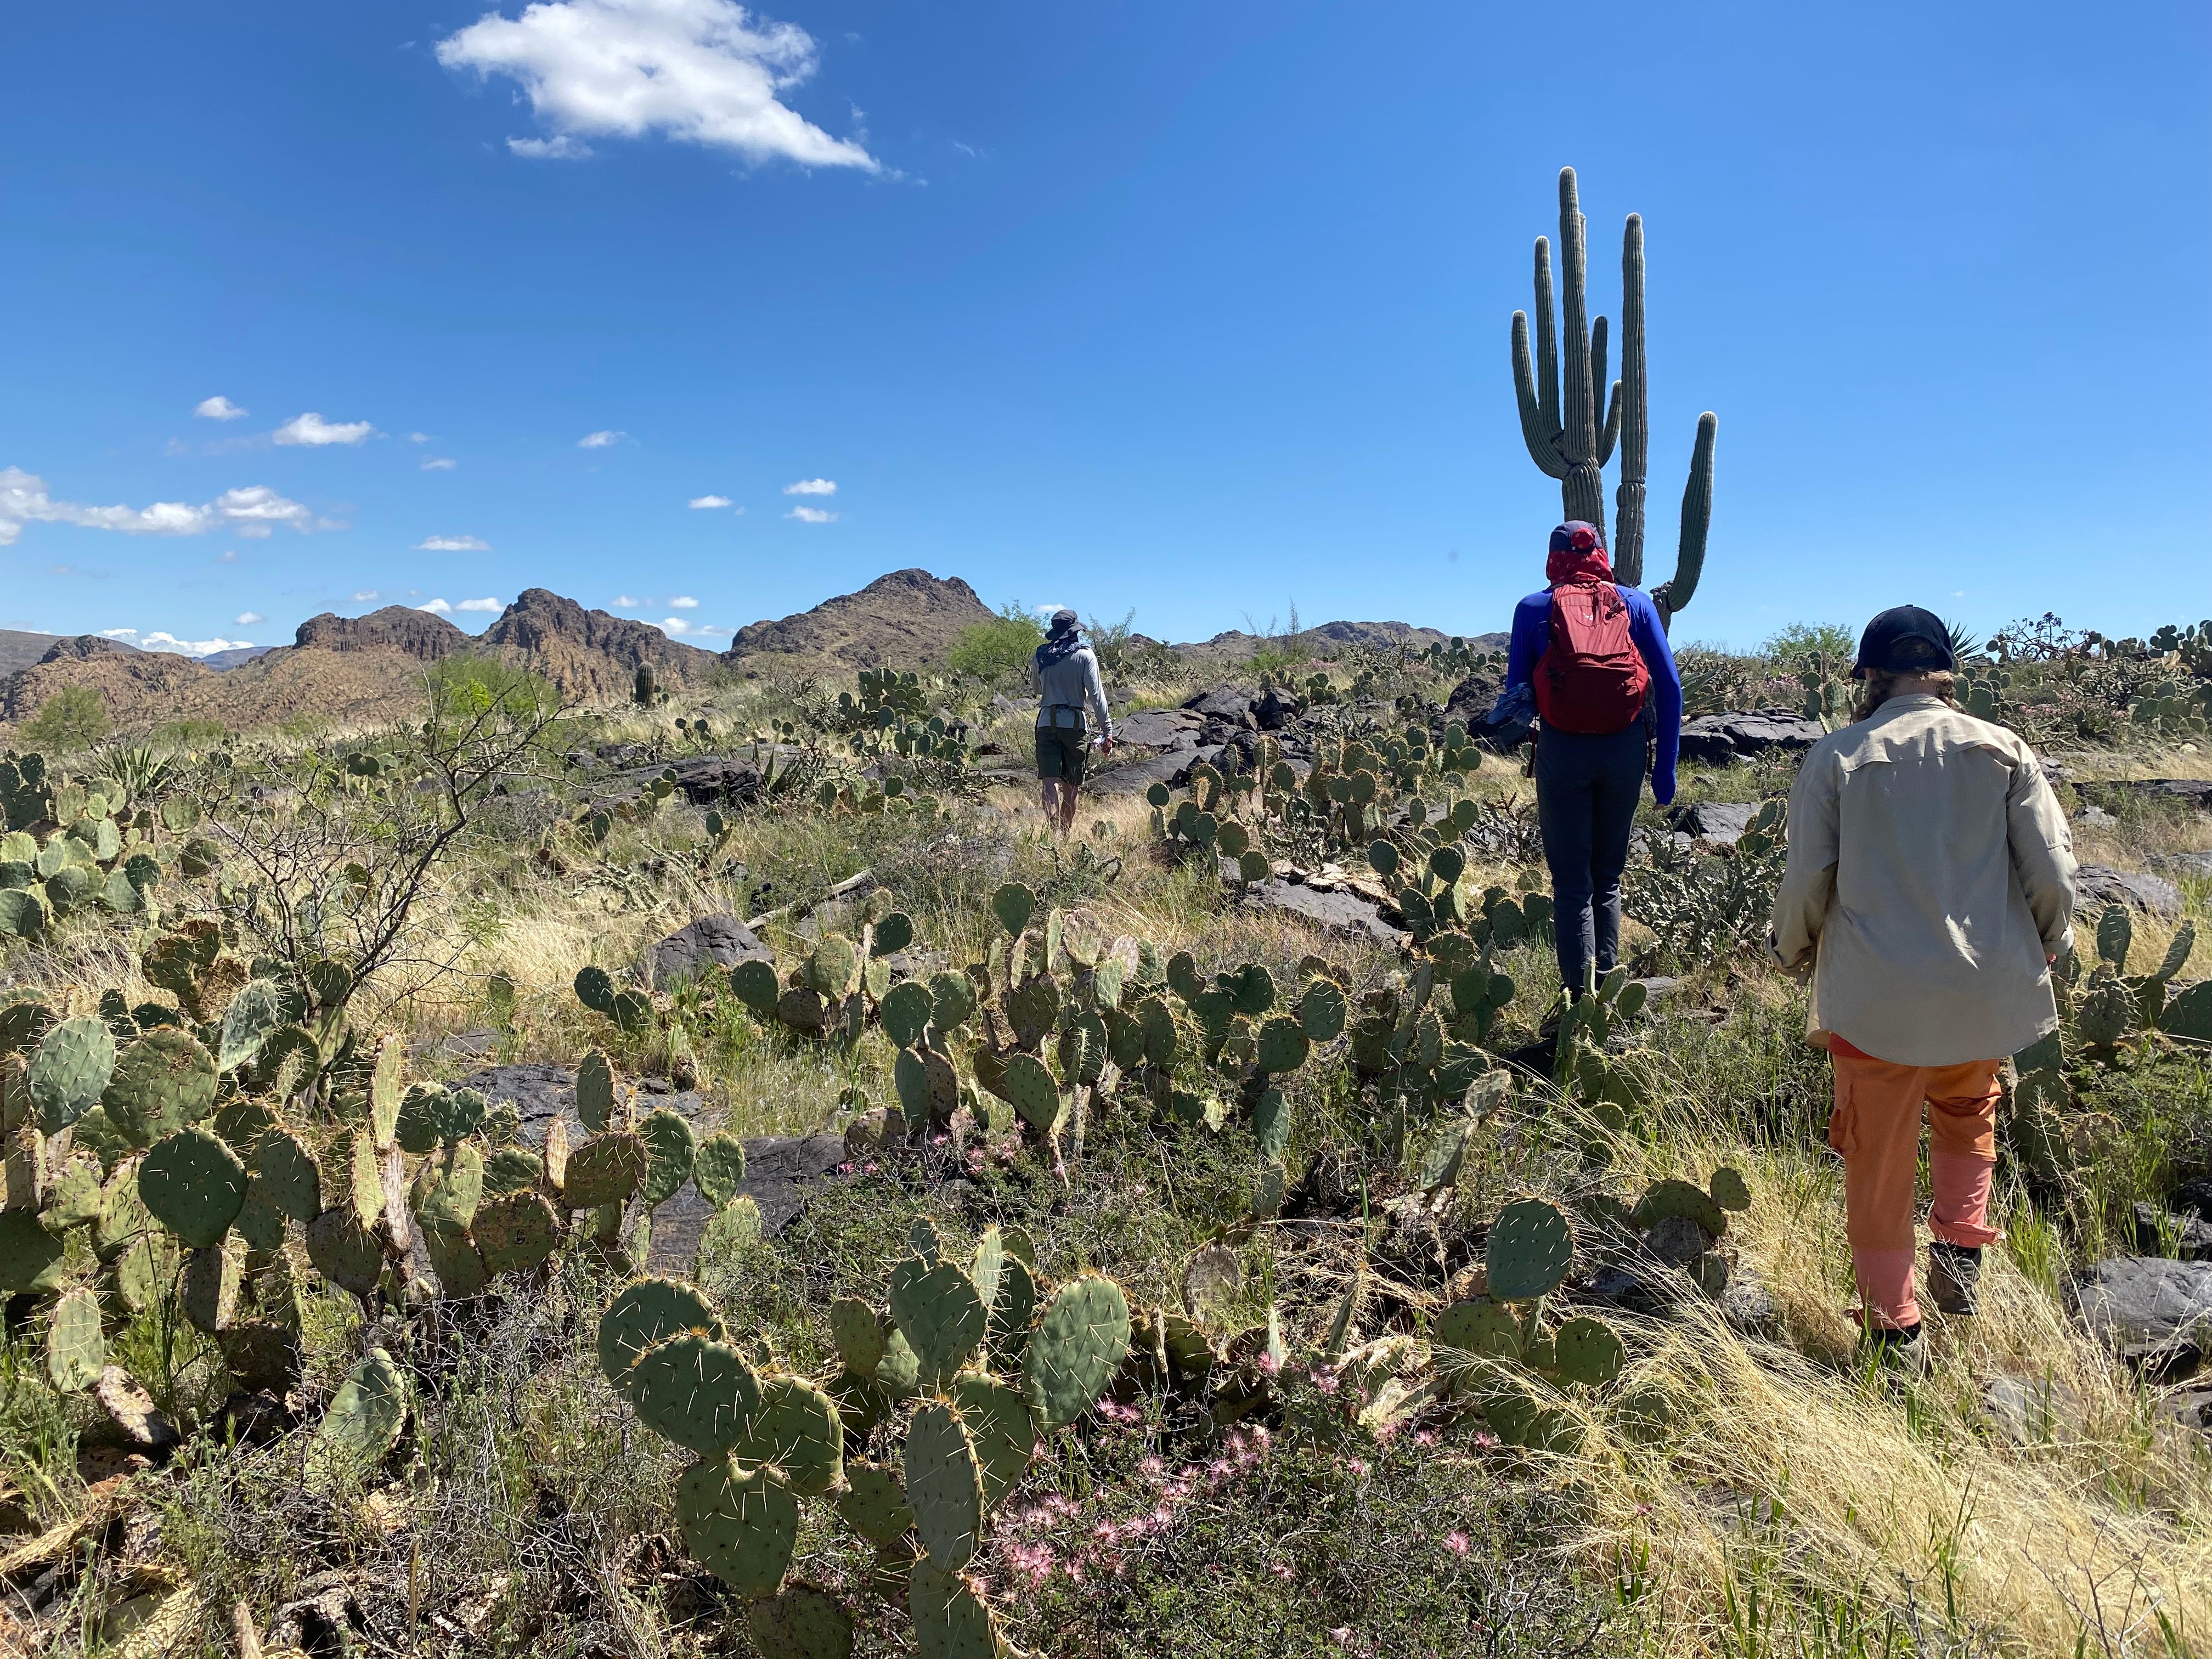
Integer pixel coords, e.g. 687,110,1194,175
1851,636,1960,722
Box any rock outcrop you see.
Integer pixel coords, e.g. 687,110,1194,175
292,605,472,661
725,569,995,672
480,588,718,703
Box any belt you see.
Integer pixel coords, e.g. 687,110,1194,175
1038,706,1087,729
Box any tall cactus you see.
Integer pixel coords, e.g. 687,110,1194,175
1510,167,1717,623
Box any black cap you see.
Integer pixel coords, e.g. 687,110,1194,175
1048,608,1078,634
1849,605,1955,680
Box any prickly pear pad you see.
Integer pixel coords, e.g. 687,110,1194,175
630,1331,762,1455
138,1125,247,1248
676,1457,799,1598
1021,1274,1131,1430
597,1277,725,1392
1486,1198,1573,1302
905,1402,985,1570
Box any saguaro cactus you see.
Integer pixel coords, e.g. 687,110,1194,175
1511,167,1717,623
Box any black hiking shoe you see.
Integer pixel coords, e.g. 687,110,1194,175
1927,1242,1983,1316
1863,1321,1929,1380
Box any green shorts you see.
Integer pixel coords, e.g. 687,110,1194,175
1036,726,1088,784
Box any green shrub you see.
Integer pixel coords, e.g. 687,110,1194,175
948,603,1045,685
20,685,111,751
1758,622,1857,663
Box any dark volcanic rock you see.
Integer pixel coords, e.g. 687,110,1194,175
1645,1214,1716,1266
1255,686,1302,731
1182,687,1257,729
1671,801,1761,845
1243,877,1403,945
2074,1256,2212,1376
2073,864,2183,918
669,755,765,805
453,1062,850,1267
293,605,471,661
1115,708,1205,749
1088,744,1227,796
647,915,772,988
1677,709,1826,767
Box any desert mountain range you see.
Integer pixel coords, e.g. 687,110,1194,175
0,570,1502,739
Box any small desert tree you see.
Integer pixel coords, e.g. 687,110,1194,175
948,601,1046,686
181,655,568,1020
20,685,111,751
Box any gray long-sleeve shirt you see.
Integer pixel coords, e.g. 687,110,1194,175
1768,695,2076,1065
1029,640,1111,736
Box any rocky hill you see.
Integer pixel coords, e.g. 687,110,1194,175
1173,620,1510,662
0,590,719,737
482,589,718,704
724,569,994,673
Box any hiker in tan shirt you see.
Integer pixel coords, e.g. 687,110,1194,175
1770,606,2076,1369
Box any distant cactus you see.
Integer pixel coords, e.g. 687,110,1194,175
1511,167,1717,623
633,663,659,706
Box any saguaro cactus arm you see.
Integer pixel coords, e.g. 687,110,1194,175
1654,411,1717,622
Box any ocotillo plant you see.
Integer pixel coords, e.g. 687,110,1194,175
1510,166,1718,623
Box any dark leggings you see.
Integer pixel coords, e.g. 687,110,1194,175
1534,720,1649,995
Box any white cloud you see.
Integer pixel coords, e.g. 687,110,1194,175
456,596,504,612
194,396,249,421
688,494,732,509
782,477,836,495
786,505,837,523
352,589,381,602
510,134,592,160
669,595,699,608
219,550,239,562
273,411,376,447
117,631,255,656
578,429,625,448
420,599,454,613
658,616,730,637
235,611,265,625
614,594,640,607
422,456,458,471
437,0,877,172
408,432,431,443
415,534,491,551
0,467,318,545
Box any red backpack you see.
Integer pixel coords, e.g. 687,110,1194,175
1534,579,1650,733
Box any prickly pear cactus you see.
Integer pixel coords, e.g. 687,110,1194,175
629,1331,763,1455
319,1346,410,1465
138,1125,247,1248
1020,1274,1131,1430
1486,1198,1573,1302
889,1259,988,1390
676,1457,799,1598
27,1017,116,1134
597,1276,726,1391
45,1287,107,1391
906,1402,986,1570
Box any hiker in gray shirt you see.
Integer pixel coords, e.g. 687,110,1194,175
1030,608,1114,837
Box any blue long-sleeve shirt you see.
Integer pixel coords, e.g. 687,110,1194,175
1504,583,1682,804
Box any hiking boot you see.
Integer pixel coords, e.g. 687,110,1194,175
1927,1242,1982,1316
1864,1322,1929,1380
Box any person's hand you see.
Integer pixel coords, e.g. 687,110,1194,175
1100,736,1115,756
1651,772,1677,808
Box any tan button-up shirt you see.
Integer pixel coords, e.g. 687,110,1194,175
1769,695,2076,1066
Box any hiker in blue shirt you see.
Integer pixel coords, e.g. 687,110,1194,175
1502,522,1682,998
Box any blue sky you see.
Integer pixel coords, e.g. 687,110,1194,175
2,0,2205,658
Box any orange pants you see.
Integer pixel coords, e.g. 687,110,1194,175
1827,1044,2003,1330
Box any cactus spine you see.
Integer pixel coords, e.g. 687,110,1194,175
1511,167,1717,623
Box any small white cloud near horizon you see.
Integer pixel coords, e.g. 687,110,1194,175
105,627,255,656
688,494,732,509
419,599,454,613
194,396,249,421
782,477,836,496
352,590,381,602
786,505,837,523
273,412,376,447
422,456,457,471
436,0,878,173
577,430,625,449
415,534,491,552
235,611,264,625
407,432,431,443
614,594,639,607
456,597,503,612
659,617,731,638
0,468,318,546
219,550,239,562
669,595,699,608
